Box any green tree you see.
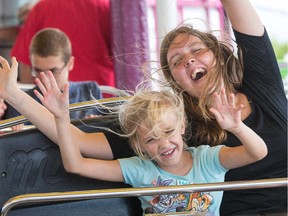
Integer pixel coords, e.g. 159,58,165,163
272,40,288,79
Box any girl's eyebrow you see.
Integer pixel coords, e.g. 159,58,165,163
168,42,202,64
168,53,181,65
142,135,154,144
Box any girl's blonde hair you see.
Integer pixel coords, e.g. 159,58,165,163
159,24,244,146
118,90,187,159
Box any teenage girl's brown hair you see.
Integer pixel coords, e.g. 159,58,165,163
160,24,243,146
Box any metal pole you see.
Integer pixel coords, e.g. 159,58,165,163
2,178,287,216
0,96,129,129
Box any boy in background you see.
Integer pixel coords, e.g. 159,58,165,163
4,28,102,125
10,0,114,86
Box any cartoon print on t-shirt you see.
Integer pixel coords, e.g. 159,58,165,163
149,176,214,213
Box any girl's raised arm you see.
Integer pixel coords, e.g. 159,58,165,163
220,0,264,36
0,56,113,160
35,71,123,182
209,89,267,169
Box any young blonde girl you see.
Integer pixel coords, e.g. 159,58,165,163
32,71,266,215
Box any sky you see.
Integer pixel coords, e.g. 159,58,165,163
251,0,288,43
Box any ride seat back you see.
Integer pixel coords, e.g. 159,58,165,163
0,116,142,216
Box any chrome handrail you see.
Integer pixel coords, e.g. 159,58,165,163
0,96,130,130
1,178,287,216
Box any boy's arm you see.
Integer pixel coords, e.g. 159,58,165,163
209,89,267,169
0,56,114,159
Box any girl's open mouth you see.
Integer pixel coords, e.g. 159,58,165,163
191,68,207,81
160,148,176,157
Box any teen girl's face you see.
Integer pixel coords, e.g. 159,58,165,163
138,111,187,172
167,34,215,98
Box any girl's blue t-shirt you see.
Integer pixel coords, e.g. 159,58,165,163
118,145,227,216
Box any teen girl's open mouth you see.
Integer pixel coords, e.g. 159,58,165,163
191,68,207,81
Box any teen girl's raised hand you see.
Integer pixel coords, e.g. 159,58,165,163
0,57,19,100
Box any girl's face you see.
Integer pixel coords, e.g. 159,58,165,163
166,34,215,98
138,111,186,172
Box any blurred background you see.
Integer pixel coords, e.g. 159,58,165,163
0,0,287,93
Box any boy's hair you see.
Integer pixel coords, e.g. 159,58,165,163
29,28,72,64
118,90,187,159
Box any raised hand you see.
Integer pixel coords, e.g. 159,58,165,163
0,56,19,99
34,71,69,118
209,88,243,134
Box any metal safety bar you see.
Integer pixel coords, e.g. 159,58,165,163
1,178,287,216
0,96,130,130
98,85,132,97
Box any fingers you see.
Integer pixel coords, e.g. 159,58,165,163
220,88,228,105
209,107,222,122
0,56,18,71
39,71,52,91
236,103,244,112
11,124,24,132
45,71,59,90
210,88,244,118
229,93,244,111
35,71,60,95
213,88,236,107
34,71,58,103
0,56,9,70
10,57,19,73
211,91,221,108
0,98,7,115
35,77,47,96
33,89,44,102
228,91,234,104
